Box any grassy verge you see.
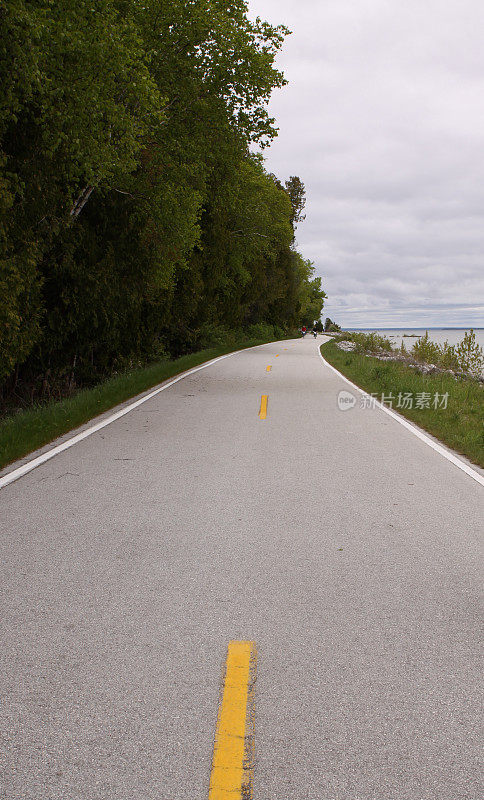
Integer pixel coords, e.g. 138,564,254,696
321,338,484,468
0,336,285,471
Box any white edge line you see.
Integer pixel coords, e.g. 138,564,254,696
318,342,484,488
0,346,267,491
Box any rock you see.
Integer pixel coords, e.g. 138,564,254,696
336,340,357,352
356,346,484,384
420,363,438,374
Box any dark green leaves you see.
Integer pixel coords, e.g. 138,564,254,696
0,0,324,402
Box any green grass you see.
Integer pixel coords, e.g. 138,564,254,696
321,339,484,468
0,336,285,471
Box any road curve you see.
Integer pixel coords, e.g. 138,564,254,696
1,337,482,799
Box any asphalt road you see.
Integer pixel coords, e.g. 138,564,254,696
1,337,482,800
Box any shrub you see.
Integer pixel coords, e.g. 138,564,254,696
455,330,484,377
246,322,277,340
196,325,241,349
411,330,483,377
348,331,393,353
439,341,459,371
411,331,441,364
195,322,282,350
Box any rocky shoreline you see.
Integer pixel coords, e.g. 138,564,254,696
335,339,484,384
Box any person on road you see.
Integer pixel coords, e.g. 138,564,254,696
301,326,307,337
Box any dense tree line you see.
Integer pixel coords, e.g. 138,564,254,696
0,0,325,406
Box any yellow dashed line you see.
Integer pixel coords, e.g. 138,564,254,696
209,641,257,800
259,395,268,419
275,354,279,357
266,365,272,372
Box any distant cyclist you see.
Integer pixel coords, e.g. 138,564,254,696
301,326,307,337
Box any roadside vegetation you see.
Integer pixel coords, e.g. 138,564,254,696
410,330,484,378
339,329,484,379
0,1,325,415
321,337,484,468
0,326,293,470
343,331,393,353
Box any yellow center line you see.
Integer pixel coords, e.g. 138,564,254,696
275,354,279,357
259,395,268,419
209,641,257,800
266,365,272,372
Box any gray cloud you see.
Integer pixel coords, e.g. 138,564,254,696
249,0,484,326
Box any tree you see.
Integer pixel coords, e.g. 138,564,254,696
0,0,162,379
285,176,306,230
324,318,341,332
0,0,327,405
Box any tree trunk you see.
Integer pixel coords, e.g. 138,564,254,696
70,185,95,220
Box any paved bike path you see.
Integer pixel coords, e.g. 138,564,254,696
1,337,482,799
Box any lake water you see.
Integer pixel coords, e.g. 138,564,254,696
345,328,484,352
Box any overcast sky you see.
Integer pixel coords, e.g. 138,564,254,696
248,0,484,328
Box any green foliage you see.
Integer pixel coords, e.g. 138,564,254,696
455,330,484,377
411,331,442,365
439,341,459,370
284,176,306,228
0,0,325,409
246,322,280,340
346,331,393,353
344,330,482,378
411,330,483,376
297,257,326,328
324,318,341,332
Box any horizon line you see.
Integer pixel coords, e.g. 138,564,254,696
342,326,484,330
